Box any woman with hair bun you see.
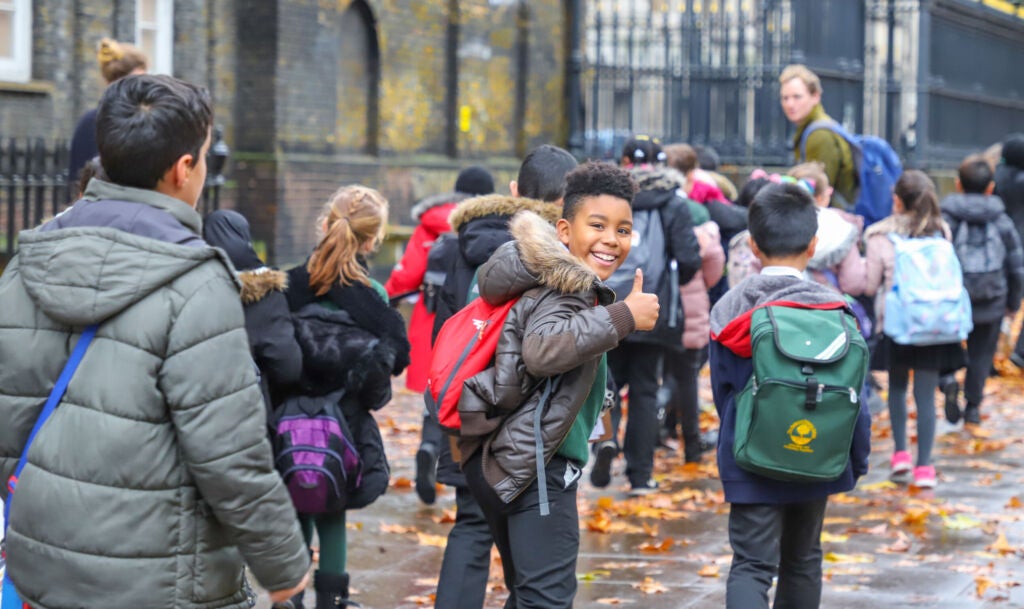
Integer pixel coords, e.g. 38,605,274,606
68,37,148,188
280,185,410,608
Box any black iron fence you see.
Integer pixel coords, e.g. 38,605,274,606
580,0,1024,168
0,131,229,261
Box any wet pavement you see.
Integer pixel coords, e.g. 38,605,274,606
250,368,1024,609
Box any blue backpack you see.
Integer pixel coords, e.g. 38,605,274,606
884,233,973,346
800,120,902,227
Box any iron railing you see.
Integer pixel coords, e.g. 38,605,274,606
0,132,229,260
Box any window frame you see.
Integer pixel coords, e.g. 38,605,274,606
0,0,33,83
135,0,174,75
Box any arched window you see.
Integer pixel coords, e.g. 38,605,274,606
338,0,380,154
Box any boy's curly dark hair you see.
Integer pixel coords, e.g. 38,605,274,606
562,161,637,220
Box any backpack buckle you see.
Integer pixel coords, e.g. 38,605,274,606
805,379,820,411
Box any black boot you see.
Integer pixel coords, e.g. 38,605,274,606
314,571,360,608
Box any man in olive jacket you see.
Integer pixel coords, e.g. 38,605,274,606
780,64,858,208
0,75,309,609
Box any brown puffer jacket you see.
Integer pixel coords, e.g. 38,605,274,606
456,210,635,504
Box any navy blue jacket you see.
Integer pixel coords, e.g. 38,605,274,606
709,273,871,504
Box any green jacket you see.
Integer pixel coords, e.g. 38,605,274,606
792,104,858,209
0,182,309,609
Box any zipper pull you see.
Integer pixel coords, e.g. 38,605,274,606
752,376,759,396
816,383,824,403
849,387,859,403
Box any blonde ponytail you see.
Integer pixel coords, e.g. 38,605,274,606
97,37,148,83
307,185,389,296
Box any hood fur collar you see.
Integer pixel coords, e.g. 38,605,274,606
630,165,688,192
449,194,561,232
410,191,469,221
509,210,600,295
807,208,858,271
864,214,951,241
239,267,287,304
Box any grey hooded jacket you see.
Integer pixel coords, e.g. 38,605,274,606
0,180,309,609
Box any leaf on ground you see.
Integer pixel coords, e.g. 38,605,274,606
433,509,457,524
1006,496,1023,509
641,522,659,538
823,552,875,564
638,537,674,553
380,523,419,534
859,480,899,492
987,532,1017,555
820,531,849,543
416,532,448,548
632,577,669,594
901,508,931,526
697,564,720,578
823,517,854,525
847,523,888,536
404,594,435,605
943,513,983,530
595,598,634,605
976,575,994,597
880,532,911,553
392,476,413,489
577,569,612,581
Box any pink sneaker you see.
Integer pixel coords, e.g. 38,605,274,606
913,465,937,489
890,451,912,476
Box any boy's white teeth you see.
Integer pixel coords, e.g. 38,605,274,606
593,252,616,262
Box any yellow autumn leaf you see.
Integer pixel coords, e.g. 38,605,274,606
1006,496,1023,509
416,532,448,547
858,480,899,492
632,577,669,594
577,570,611,581
697,564,720,578
975,575,994,597
987,533,1016,555
823,552,875,564
820,531,849,543
943,514,983,531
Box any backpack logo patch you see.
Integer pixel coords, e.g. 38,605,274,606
785,419,817,453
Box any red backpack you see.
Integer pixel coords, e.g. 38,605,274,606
427,295,518,435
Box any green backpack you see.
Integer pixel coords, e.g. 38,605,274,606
733,305,868,482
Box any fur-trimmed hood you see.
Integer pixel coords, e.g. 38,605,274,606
807,207,859,271
238,267,288,304
629,165,688,193
410,191,470,221
449,194,561,232
864,213,952,242
476,210,615,306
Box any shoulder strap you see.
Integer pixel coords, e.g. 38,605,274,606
4,324,98,533
799,119,837,160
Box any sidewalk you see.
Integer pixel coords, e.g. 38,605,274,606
252,368,1024,608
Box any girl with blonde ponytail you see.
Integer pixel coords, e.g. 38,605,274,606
281,185,409,609
863,170,965,491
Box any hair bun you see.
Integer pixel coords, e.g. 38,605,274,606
97,38,124,65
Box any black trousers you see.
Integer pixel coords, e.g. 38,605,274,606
607,343,665,485
965,320,1002,408
663,347,707,461
464,452,581,609
435,486,493,609
726,499,829,609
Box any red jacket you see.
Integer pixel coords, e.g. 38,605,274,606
385,192,465,391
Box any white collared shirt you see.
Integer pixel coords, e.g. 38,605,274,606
760,266,804,280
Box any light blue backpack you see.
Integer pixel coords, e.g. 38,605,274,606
883,233,973,345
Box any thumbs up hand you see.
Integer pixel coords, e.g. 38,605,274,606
623,269,660,331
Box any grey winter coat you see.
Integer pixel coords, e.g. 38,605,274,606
0,180,310,609
456,211,635,503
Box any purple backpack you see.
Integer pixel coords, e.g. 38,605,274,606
272,390,362,514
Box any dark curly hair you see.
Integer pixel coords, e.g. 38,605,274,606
562,161,638,220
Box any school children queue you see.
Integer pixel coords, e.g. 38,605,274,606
1,63,1023,609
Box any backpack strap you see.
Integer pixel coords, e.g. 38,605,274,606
533,376,557,517
799,119,839,161
3,324,98,609
4,324,98,529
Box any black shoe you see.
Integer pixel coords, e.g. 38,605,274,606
590,440,616,488
628,478,660,497
942,378,961,424
414,442,438,505
964,405,981,425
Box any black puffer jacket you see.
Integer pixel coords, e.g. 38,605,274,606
622,166,702,348
285,265,411,509
457,211,634,502
427,194,562,487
